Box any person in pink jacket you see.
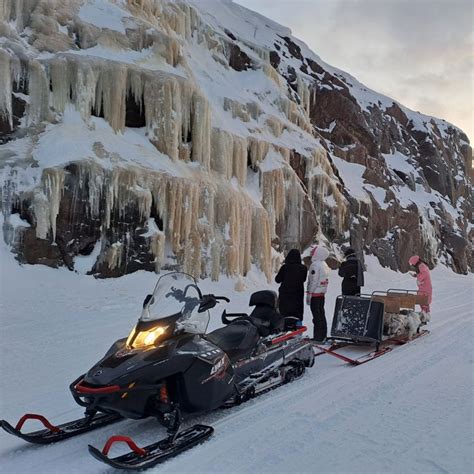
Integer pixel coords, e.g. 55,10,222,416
408,255,432,313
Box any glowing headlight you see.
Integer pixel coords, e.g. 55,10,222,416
126,325,167,349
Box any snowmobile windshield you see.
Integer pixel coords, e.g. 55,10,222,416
140,272,209,335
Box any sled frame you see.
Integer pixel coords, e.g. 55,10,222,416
313,329,429,366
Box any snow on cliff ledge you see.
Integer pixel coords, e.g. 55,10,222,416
0,0,471,278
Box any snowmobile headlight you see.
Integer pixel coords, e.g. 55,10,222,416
126,325,168,349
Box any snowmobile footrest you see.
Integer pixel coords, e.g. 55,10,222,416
0,413,121,444
88,424,214,470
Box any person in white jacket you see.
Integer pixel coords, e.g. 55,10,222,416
306,245,330,342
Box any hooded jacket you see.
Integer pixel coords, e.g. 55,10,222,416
415,262,432,305
409,256,432,306
338,250,364,295
306,246,330,297
275,249,308,317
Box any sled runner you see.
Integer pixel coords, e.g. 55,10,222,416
313,291,430,365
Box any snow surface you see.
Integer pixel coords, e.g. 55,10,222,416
331,156,370,202
0,244,473,473
33,107,188,176
78,0,131,34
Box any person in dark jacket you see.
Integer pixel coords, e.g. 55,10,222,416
275,249,308,321
338,248,364,296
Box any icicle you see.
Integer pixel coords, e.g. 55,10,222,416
1,0,35,30
32,190,50,240
261,168,285,238
95,62,127,131
145,75,180,160
75,61,97,120
232,135,247,186
265,116,283,137
0,1,13,22
191,91,211,168
105,242,123,270
210,237,222,281
144,218,165,273
0,51,12,129
31,168,64,241
28,60,49,124
262,63,282,86
44,168,64,242
251,207,272,280
133,185,153,221
296,74,310,115
278,97,311,132
248,138,269,168
211,128,233,180
49,57,72,113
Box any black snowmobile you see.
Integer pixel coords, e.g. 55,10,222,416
1,272,314,470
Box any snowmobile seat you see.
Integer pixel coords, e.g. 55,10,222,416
206,321,259,362
249,290,283,336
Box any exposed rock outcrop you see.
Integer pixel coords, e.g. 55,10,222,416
0,0,471,279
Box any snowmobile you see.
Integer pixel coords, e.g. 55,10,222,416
1,272,314,470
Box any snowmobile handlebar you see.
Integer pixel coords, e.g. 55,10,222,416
198,294,230,313
213,295,230,302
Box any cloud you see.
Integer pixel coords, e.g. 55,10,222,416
236,0,474,143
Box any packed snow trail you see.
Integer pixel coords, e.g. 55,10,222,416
0,248,472,473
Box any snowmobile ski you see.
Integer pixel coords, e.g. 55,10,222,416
0,412,121,444
88,424,214,470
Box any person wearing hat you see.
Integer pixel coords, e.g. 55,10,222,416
408,255,432,313
338,248,364,296
275,249,308,323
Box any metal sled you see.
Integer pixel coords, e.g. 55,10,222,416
313,291,430,365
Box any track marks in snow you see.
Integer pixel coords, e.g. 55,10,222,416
0,254,472,473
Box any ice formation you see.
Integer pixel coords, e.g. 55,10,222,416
0,0,470,277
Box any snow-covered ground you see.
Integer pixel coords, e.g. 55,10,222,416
0,245,473,473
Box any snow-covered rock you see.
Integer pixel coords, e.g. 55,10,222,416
0,0,471,277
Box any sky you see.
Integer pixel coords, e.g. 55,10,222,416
236,0,473,145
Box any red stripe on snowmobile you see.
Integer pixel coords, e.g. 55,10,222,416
271,326,307,345
74,380,121,394
102,435,147,457
15,414,61,433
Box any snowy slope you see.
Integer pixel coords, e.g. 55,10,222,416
1,0,471,279
1,243,472,473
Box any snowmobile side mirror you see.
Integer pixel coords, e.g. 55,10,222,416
143,294,154,308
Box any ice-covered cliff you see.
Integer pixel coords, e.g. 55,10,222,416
0,0,471,278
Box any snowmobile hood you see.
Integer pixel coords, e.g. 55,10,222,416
81,335,194,387
311,245,329,262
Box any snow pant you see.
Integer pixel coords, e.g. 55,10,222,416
310,296,327,341
341,279,361,296
342,286,361,296
278,292,304,321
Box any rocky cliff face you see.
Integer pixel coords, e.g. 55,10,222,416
0,0,471,279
